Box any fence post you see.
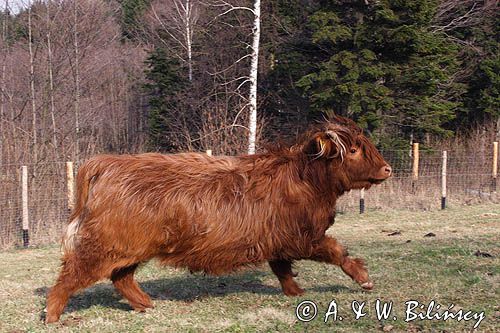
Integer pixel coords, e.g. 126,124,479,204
412,143,419,181
411,143,419,193
21,165,29,247
66,162,75,211
206,149,212,156
441,151,447,209
493,142,498,192
359,188,365,214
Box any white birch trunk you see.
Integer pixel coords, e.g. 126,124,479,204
185,0,193,81
247,0,260,155
0,0,8,164
73,0,80,159
46,1,57,150
152,0,197,82
0,0,7,117
28,1,37,163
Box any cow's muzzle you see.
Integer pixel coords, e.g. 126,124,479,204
369,165,392,184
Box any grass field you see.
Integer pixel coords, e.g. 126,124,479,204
0,204,498,332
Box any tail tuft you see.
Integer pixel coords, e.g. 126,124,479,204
61,217,81,254
60,158,99,254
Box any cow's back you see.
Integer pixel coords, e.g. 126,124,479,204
76,153,293,270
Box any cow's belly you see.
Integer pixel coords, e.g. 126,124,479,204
156,238,270,275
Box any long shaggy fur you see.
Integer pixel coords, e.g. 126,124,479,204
61,217,80,253
45,116,391,323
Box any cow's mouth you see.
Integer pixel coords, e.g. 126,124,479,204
369,178,386,184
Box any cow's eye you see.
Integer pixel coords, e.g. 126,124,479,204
350,148,357,154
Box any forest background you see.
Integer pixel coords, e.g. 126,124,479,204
0,0,498,164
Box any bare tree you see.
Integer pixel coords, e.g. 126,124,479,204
148,0,200,81
0,0,9,163
432,0,498,45
210,0,261,154
0,0,147,165
27,0,38,163
45,0,57,150
429,0,499,103
247,0,260,154
73,0,80,159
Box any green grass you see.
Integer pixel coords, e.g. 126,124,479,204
0,204,499,332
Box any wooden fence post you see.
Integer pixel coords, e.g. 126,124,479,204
493,142,498,192
412,143,419,181
441,151,447,209
66,162,75,211
206,149,212,156
21,165,29,247
411,143,419,193
359,188,365,214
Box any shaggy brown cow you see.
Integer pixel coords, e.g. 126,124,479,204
45,116,391,323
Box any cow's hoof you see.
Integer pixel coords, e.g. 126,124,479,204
360,281,374,290
132,303,154,312
45,314,59,324
283,286,305,296
133,307,147,313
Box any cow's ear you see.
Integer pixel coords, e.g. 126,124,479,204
303,131,347,160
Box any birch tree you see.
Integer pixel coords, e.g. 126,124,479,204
45,0,57,150
73,0,80,159
247,0,260,154
0,0,8,163
212,0,261,154
148,0,199,82
0,1,7,119
27,0,37,163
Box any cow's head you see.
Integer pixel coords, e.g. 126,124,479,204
303,116,391,191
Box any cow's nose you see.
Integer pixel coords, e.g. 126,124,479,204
384,165,392,176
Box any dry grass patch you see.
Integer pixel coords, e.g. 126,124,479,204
0,204,498,332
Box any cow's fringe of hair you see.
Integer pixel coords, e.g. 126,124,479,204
326,130,347,162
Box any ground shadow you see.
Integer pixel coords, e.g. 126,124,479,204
35,271,353,318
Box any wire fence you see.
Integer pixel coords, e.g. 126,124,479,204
0,145,498,249
338,146,499,212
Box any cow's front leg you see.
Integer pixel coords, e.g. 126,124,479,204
269,259,304,296
310,236,373,290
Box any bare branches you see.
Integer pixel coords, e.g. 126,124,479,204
430,0,498,92
208,0,256,17
150,5,188,50
207,53,252,75
431,0,498,35
0,0,147,164
203,0,261,154
147,0,200,81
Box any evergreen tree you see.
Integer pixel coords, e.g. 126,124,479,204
144,47,186,150
468,55,500,123
118,0,150,39
293,0,461,146
453,6,499,128
259,0,320,139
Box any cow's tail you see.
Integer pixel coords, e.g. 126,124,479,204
61,160,100,255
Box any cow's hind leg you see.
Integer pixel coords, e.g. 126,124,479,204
310,237,373,290
45,255,100,323
111,264,153,311
269,259,304,296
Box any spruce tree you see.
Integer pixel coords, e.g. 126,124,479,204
119,0,150,39
144,47,186,150
282,0,462,146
